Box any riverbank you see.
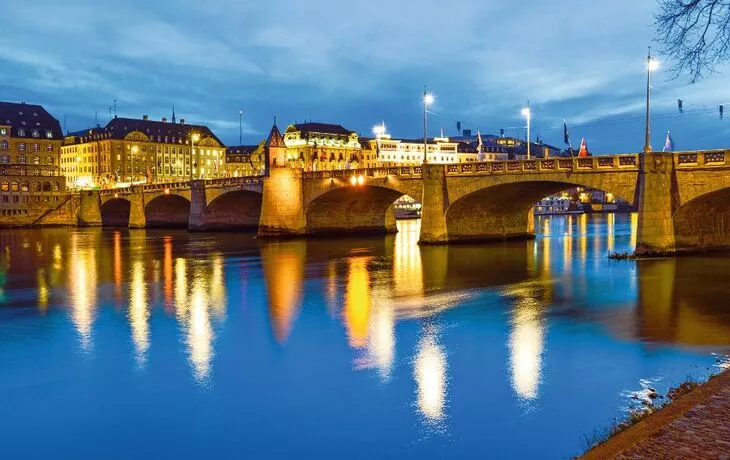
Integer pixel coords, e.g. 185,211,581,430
581,368,730,459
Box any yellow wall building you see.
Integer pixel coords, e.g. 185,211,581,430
283,122,376,171
0,102,63,171
61,114,226,188
226,142,266,177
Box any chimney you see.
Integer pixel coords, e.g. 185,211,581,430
162,117,167,123
180,119,185,125
142,114,148,121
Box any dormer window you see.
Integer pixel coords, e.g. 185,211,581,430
45,130,53,139
32,130,39,138
17,129,25,136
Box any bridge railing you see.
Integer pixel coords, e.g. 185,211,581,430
302,166,423,180
674,149,729,168
444,154,639,176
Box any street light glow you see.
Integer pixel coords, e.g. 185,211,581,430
191,133,201,142
373,124,386,137
648,58,660,72
521,106,531,118
424,93,434,106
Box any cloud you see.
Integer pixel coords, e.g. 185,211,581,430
0,0,728,150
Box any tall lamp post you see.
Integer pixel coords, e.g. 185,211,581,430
423,90,434,164
239,110,243,145
644,47,659,153
190,133,200,181
521,102,531,159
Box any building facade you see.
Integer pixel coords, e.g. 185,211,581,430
282,122,375,170
369,131,477,166
226,142,266,177
61,114,226,188
0,102,63,169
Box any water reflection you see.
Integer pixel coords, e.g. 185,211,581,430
3,214,730,444
414,324,447,422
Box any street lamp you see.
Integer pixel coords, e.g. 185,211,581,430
644,47,659,153
190,133,200,180
521,102,531,159
131,145,139,182
423,91,434,164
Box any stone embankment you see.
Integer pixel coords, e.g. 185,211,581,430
582,369,730,459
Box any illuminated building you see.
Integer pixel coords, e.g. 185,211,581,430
60,113,226,188
283,122,375,171
0,102,63,168
369,126,476,166
0,102,65,215
226,142,266,177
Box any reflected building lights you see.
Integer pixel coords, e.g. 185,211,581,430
630,212,639,251
393,221,424,297
367,301,395,381
344,257,371,349
607,213,616,254
163,237,173,309
113,231,123,301
578,213,588,263
129,259,150,366
188,273,214,384
36,268,48,312
68,234,97,351
210,254,227,319
414,325,447,422
509,297,545,401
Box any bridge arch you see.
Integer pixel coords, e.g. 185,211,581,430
444,176,637,242
101,198,132,227
145,194,191,228
306,184,406,235
205,189,263,231
673,187,730,252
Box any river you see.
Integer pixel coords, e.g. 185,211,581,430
1,215,729,458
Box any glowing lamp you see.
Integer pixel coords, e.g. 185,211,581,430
424,93,434,106
357,175,364,185
350,175,357,186
164,188,171,195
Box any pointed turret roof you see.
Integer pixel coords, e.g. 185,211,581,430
265,122,286,148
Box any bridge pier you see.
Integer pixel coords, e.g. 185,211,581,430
78,190,102,226
128,186,147,229
419,164,450,244
635,152,676,255
258,167,307,237
189,180,208,231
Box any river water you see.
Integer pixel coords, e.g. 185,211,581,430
1,215,729,458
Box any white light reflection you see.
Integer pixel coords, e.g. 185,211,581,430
414,324,447,423
188,274,213,384
508,295,545,401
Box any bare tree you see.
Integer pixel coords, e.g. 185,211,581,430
655,0,730,82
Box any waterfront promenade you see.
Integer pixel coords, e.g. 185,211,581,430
583,369,730,459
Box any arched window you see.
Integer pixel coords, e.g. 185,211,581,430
1,180,8,191
33,181,41,192
10,181,19,192
0,140,8,150
32,156,40,165
21,181,29,192
52,181,60,191
18,155,26,163
0,155,8,163
42,181,51,192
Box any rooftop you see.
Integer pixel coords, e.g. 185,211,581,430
0,101,63,140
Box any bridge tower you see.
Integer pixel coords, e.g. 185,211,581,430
635,151,676,255
419,163,450,244
258,122,307,237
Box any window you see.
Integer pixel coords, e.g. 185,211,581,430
46,131,53,139
46,145,53,152
32,130,40,138
18,155,26,163
0,140,7,150
0,180,8,191
32,156,40,165
17,129,25,136
18,143,26,151
0,155,7,163
47,157,54,165
10,181,18,192
42,182,51,191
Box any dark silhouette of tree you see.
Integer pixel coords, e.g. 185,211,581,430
655,0,730,82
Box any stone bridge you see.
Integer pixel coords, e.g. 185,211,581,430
70,149,730,253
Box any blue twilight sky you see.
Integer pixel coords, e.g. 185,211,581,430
2,0,730,153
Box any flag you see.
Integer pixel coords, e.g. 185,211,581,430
662,131,674,152
456,121,462,134
578,138,590,157
477,130,485,161
563,121,570,145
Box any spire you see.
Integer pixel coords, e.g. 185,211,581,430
265,120,286,148
578,138,590,157
663,131,674,152
171,106,176,124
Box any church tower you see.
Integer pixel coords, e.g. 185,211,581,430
265,120,287,170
